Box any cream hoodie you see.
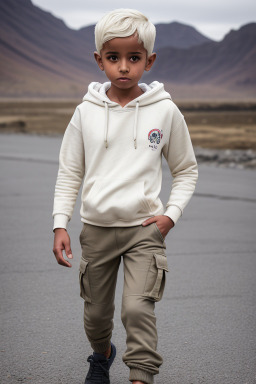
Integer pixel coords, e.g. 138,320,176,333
53,81,198,229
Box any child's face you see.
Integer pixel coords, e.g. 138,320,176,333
94,34,156,92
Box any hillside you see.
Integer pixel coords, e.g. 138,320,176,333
0,0,255,99
77,20,212,52
146,23,256,88
0,0,100,97
154,22,212,49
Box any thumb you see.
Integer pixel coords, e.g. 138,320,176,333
142,216,156,226
65,243,73,259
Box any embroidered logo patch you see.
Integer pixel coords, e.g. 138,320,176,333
148,129,163,151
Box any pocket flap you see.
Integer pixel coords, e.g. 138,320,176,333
154,253,169,272
79,259,88,274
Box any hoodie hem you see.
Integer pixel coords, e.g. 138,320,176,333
81,211,163,228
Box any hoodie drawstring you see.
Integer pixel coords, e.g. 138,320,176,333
133,101,139,149
104,100,139,149
104,101,109,148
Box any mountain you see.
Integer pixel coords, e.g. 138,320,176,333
0,0,102,97
77,21,212,52
155,22,212,50
0,0,255,99
145,23,256,90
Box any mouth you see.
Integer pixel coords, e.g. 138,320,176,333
117,77,131,81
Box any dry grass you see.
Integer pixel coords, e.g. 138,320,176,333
0,100,256,149
182,108,256,149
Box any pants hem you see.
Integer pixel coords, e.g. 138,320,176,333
90,339,111,354
129,368,154,384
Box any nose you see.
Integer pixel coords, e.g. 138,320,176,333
119,59,129,73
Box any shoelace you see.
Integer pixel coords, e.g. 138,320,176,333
87,355,109,381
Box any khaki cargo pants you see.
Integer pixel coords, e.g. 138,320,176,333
79,222,169,384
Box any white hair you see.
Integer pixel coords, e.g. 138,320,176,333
95,8,156,56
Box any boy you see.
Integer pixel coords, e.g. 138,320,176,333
52,8,198,384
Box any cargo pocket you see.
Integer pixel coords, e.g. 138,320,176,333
143,253,169,302
79,258,92,303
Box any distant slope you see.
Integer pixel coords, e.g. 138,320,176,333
77,21,213,52
0,0,255,99
145,23,256,91
0,0,102,97
155,21,212,50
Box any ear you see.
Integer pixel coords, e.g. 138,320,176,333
145,53,157,72
94,51,104,71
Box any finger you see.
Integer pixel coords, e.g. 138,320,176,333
64,238,73,259
65,245,73,259
141,216,157,226
54,248,72,268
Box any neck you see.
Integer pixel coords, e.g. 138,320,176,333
106,84,144,107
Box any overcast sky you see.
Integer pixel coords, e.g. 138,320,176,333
32,0,255,41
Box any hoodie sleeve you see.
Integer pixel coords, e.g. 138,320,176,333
162,107,198,225
52,107,85,230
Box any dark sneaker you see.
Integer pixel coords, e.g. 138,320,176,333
85,342,116,384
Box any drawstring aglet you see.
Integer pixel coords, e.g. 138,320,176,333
105,140,108,148
134,138,137,149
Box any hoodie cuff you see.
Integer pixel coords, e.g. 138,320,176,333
163,205,182,225
53,214,69,231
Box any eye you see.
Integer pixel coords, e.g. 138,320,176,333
107,55,118,62
130,56,140,62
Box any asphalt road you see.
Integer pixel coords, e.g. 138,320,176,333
0,133,255,384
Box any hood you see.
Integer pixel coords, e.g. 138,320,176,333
82,81,171,149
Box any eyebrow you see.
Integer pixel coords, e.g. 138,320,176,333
105,51,143,55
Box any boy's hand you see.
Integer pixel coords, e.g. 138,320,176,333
142,215,174,239
53,228,73,268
